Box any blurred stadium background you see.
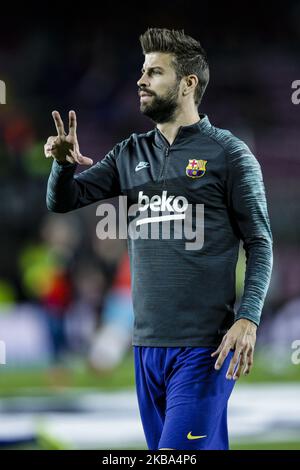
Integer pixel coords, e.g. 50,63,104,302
0,1,300,450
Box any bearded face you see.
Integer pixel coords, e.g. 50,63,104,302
137,52,183,124
139,77,181,124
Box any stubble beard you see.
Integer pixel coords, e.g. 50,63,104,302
140,81,181,124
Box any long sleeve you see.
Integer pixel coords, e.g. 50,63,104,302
226,141,273,326
46,145,121,213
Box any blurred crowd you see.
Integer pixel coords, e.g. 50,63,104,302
0,4,300,369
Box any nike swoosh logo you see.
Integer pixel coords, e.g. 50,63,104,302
135,162,150,172
187,432,207,440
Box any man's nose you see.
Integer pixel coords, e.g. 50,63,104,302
137,72,149,88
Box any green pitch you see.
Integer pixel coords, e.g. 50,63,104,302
0,349,299,450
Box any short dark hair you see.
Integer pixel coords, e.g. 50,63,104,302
139,28,209,106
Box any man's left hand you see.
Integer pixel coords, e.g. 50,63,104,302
211,318,257,380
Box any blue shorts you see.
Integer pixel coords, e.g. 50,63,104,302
134,346,235,450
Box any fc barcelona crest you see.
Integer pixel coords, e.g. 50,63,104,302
186,159,207,178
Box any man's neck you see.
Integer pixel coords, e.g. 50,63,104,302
156,109,201,146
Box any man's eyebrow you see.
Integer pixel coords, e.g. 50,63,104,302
141,66,164,73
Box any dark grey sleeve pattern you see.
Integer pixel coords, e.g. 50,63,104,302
46,146,121,213
226,140,273,326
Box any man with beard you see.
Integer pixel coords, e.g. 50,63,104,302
45,28,273,450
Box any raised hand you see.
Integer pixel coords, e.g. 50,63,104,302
44,110,93,166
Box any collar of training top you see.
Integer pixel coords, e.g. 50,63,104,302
154,113,211,148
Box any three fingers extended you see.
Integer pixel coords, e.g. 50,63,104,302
44,110,93,166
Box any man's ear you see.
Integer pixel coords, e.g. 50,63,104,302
182,75,198,96
187,74,198,89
